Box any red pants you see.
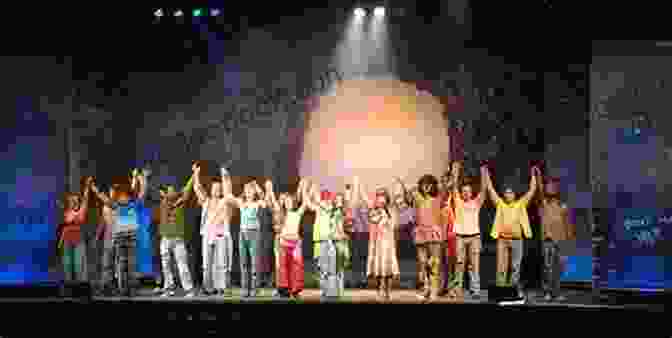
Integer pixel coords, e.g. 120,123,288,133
278,239,304,294
445,232,457,257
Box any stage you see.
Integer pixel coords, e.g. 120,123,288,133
2,286,661,309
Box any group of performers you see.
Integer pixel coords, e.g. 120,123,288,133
56,159,574,303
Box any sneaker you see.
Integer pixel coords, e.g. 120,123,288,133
471,292,481,301
543,293,552,302
153,287,164,295
161,290,176,297
554,295,567,302
184,290,197,298
221,289,233,297
272,289,280,297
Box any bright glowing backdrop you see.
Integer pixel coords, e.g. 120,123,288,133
299,77,451,192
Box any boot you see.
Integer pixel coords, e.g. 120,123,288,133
240,268,250,298
222,272,233,297
249,273,258,297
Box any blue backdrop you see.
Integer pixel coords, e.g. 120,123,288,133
595,128,671,290
0,103,65,285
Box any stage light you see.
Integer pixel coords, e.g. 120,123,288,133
192,8,203,17
354,8,366,18
174,9,184,17
374,7,385,17
210,8,221,16
154,9,164,17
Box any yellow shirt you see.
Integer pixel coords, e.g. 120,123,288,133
490,195,533,240
280,206,306,240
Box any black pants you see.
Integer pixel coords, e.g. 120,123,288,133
542,239,562,296
350,233,368,285
113,231,138,295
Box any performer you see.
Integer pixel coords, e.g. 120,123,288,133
357,176,400,302
397,174,448,302
392,188,416,290
309,182,354,301
257,187,275,289
229,179,268,298
276,178,310,299
82,177,100,285
264,181,288,296
349,194,370,289
450,162,487,300
56,176,93,284
95,184,118,296
484,165,539,298
193,164,236,297
91,168,149,297
537,172,575,302
439,170,457,297
156,175,196,297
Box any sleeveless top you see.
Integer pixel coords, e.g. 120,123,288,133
240,204,260,231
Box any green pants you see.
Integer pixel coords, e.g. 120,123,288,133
62,242,85,282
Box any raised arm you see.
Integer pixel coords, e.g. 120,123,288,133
393,176,415,207
192,164,208,206
297,178,311,213
451,162,462,202
265,179,279,210
536,168,546,205
130,168,139,193
136,168,149,201
521,167,539,205
179,174,195,205
251,180,268,208
483,167,501,204
91,183,114,208
477,165,487,203
74,177,94,223
295,178,305,205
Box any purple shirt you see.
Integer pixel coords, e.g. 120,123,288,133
351,206,369,233
398,207,416,241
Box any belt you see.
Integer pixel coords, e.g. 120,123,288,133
457,233,480,238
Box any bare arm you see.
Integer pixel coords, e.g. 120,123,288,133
295,178,305,205
265,180,280,210
251,180,268,208
136,169,149,201
484,168,501,204
394,176,415,207
451,163,462,203
193,167,208,206
297,179,310,214
521,167,539,205
477,165,487,203
130,169,138,194
536,169,546,205
91,184,114,208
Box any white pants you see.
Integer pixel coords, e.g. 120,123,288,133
202,233,234,291
160,237,194,291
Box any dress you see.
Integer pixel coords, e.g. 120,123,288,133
366,207,400,278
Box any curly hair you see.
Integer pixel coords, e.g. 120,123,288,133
417,174,439,198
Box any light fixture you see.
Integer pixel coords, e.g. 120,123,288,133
374,7,385,17
354,7,366,18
